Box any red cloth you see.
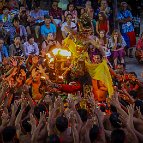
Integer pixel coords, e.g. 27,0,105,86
59,82,81,93
98,21,108,33
127,31,136,47
136,38,143,50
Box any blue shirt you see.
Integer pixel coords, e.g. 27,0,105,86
40,23,56,37
0,45,9,62
117,10,134,33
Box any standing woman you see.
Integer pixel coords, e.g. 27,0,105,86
96,12,109,36
64,3,78,23
109,30,127,68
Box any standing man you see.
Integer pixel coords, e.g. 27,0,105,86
117,2,136,58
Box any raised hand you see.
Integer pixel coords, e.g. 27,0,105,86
38,65,46,74
11,100,19,115
20,69,26,77
10,58,17,67
127,104,135,116
32,56,39,65
1,110,9,127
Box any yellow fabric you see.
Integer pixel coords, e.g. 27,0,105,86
85,59,114,98
64,37,79,58
64,37,114,97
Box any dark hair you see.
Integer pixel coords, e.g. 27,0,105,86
34,104,47,119
109,112,121,128
27,34,34,41
47,134,60,143
12,16,20,23
44,15,51,19
111,129,125,143
2,126,16,142
14,34,21,40
66,13,73,18
56,116,68,132
22,118,32,133
77,108,88,122
52,0,58,4
67,3,75,11
89,125,100,142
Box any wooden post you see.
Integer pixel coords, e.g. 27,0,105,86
113,0,119,29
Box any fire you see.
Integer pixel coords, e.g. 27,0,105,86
52,48,71,57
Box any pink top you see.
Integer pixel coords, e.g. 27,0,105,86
136,38,143,50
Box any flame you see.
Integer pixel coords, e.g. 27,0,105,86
46,53,51,58
52,48,59,55
49,58,54,63
52,48,71,57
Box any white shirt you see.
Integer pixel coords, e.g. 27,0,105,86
61,22,77,36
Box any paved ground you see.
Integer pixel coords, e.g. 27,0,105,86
126,15,143,80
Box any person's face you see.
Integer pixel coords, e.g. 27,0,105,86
66,15,72,22
101,0,107,8
86,1,91,8
98,14,103,20
20,6,26,12
93,55,101,64
99,31,105,38
33,73,41,81
45,18,51,26
69,4,74,11
114,32,119,38
13,20,19,27
121,4,127,11
34,7,39,12
29,37,34,44
47,33,54,40
0,40,4,48
14,37,21,44
52,2,58,9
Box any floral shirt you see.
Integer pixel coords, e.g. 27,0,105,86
117,10,134,33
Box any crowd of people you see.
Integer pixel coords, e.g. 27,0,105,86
0,0,143,143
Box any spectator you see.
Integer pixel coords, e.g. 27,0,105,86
49,0,64,26
61,13,77,39
96,12,109,35
9,35,25,57
117,1,136,58
136,32,143,63
9,16,27,43
95,0,111,19
0,20,9,40
40,15,57,40
109,29,127,68
64,3,78,23
0,37,8,62
23,34,39,57
28,3,44,39
41,33,61,53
